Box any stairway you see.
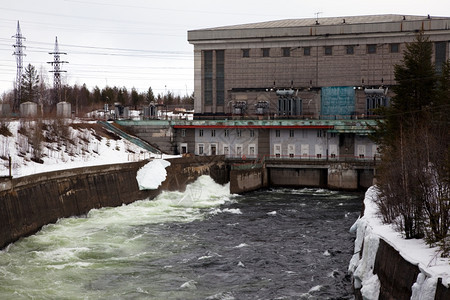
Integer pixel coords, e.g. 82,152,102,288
97,120,162,155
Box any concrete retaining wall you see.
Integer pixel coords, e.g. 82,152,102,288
354,238,449,299
230,166,267,194
268,168,327,188
0,156,229,250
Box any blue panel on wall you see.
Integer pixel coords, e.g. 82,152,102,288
321,87,355,119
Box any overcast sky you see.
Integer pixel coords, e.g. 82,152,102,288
1,0,449,97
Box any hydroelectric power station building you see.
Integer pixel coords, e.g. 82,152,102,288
120,15,450,161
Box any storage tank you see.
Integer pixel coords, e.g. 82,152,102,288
57,101,72,118
0,103,11,117
20,102,38,117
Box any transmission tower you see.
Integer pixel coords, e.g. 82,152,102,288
12,21,26,112
47,36,68,104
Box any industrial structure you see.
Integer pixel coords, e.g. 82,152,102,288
48,36,68,105
12,21,26,112
154,14,450,159
187,14,449,117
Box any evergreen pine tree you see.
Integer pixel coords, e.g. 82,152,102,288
20,64,40,103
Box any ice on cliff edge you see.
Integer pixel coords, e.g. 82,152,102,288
348,186,449,300
136,159,171,190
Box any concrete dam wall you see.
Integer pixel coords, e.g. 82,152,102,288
0,156,229,250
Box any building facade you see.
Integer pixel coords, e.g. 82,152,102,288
120,15,450,161
188,15,450,117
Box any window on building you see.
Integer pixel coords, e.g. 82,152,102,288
224,129,229,137
367,44,377,54
203,51,213,105
262,48,270,57
304,47,311,56
211,129,215,137
250,130,255,137
390,43,399,53
198,144,204,155
236,145,243,156
282,47,291,57
324,46,333,55
199,129,203,137
346,45,354,55
242,49,250,58
237,129,242,137
275,130,280,137
216,50,225,106
181,129,186,137
289,129,295,137
223,145,229,156
249,145,255,156
317,130,323,138
435,41,448,73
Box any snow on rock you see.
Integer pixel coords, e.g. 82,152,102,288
349,186,450,299
136,159,171,190
411,273,438,300
361,273,381,300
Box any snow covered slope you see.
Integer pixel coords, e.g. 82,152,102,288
0,119,175,178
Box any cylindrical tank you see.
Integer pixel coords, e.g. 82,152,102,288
20,102,38,117
0,103,11,117
57,101,71,118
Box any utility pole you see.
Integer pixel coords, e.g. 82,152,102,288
47,36,68,105
12,21,26,112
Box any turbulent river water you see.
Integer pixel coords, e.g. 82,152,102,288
0,176,363,300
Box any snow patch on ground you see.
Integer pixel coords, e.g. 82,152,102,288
0,120,179,178
136,159,171,190
349,186,450,298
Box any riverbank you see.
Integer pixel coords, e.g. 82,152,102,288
0,156,229,250
349,186,450,299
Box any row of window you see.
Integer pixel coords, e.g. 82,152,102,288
191,128,336,137
197,143,256,156
192,129,338,138
195,142,376,158
197,129,256,137
242,43,400,58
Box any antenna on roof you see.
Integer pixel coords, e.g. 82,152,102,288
315,12,322,25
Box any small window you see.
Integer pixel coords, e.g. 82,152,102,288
211,129,215,137
181,129,186,137
390,43,399,53
237,129,242,137
304,47,311,56
262,48,270,57
224,129,229,137
275,130,280,137
199,129,203,137
289,129,295,137
198,144,204,155
367,44,377,54
346,45,354,55
324,46,332,55
242,49,250,58
250,130,255,137
282,47,290,57
249,146,255,156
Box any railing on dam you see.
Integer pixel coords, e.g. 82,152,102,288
226,154,379,166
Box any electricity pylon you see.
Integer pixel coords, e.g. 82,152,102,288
48,36,68,104
12,21,26,112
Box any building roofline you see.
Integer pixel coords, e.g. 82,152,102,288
188,14,450,43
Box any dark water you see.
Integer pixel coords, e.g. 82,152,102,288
0,177,363,299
